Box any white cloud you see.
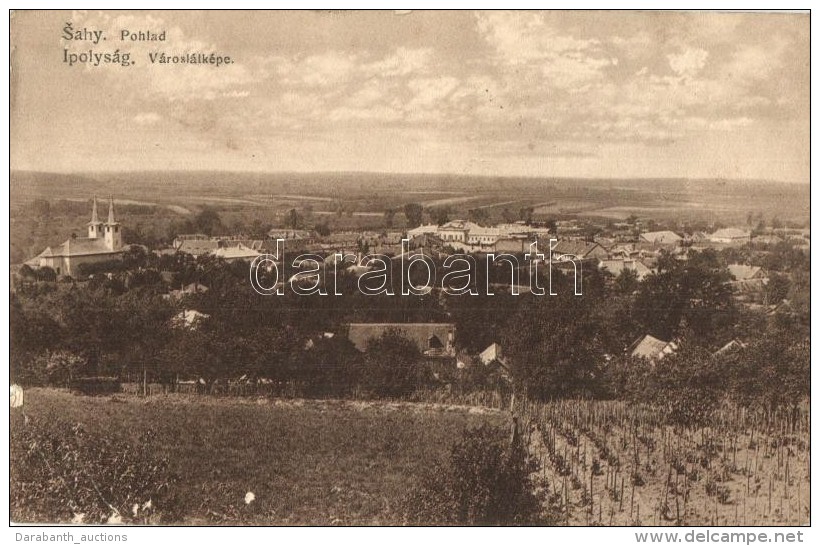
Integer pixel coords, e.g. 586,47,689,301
475,11,615,91
407,77,459,108
133,112,161,125
668,47,709,78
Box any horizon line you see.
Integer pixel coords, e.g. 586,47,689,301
9,168,808,186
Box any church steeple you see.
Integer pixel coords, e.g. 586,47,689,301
103,195,122,251
107,195,118,225
91,196,100,223
87,196,103,239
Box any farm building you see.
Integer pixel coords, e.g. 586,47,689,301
347,323,455,357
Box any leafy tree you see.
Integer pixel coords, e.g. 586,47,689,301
39,350,87,387
468,207,489,225
765,273,790,304
248,219,271,239
193,207,225,235
641,346,721,428
36,267,57,282
634,250,735,346
613,268,639,294
403,203,424,228
314,221,331,237
285,208,304,229
361,328,426,397
500,276,610,399
518,206,534,225
724,328,809,418
432,206,451,226
383,208,396,229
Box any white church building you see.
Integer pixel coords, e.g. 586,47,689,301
26,196,125,277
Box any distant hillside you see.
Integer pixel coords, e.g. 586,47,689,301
10,170,808,203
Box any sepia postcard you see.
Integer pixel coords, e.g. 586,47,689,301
8,9,811,535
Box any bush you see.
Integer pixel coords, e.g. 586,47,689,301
404,421,547,525
361,328,430,398
70,376,121,396
10,412,178,523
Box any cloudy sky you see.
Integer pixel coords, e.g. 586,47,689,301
10,10,809,182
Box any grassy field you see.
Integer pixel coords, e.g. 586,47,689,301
12,388,508,525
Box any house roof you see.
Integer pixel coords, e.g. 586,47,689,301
711,228,750,240
640,231,682,244
630,335,677,360
213,244,260,260
469,226,501,237
171,309,210,329
347,323,454,355
713,339,747,356
552,240,604,258
752,235,784,245
183,282,209,293
409,233,444,247
178,239,221,256
407,224,440,236
599,259,653,280
440,220,475,231
267,228,313,239
479,342,504,365
727,264,764,281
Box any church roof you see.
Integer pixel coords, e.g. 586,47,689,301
49,237,122,257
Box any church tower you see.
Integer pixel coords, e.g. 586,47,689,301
104,196,123,251
87,196,103,239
